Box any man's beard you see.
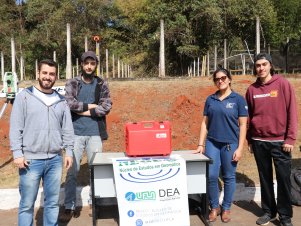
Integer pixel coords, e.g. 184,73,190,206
38,78,55,90
82,68,96,78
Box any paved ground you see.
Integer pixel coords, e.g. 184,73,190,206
0,201,300,226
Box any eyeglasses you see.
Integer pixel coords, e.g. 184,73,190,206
214,75,227,83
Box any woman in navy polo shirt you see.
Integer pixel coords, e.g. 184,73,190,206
194,68,248,223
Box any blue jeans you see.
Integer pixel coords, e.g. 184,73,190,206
64,135,102,210
205,139,238,210
18,155,63,226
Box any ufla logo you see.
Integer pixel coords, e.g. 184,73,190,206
125,191,156,201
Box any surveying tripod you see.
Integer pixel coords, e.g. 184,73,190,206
0,93,15,118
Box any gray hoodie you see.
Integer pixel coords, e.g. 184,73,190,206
10,86,74,160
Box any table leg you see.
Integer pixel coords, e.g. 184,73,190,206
198,161,211,225
91,167,97,226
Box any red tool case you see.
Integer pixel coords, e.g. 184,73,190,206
125,121,172,156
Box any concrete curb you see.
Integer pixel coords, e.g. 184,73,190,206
0,183,274,210
0,186,90,210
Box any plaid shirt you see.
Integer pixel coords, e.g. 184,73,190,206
64,74,112,139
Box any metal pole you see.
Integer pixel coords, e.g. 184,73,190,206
20,56,24,80
117,58,120,78
1,52,4,81
197,57,200,77
207,51,210,76
35,59,38,80
112,54,115,78
159,19,165,77
256,16,260,54
285,37,289,73
53,51,56,62
96,42,100,76
58,64,60,80
66,23,72,79
106,49,109,78
214,45,217,71
121,61,124,78
242,54,246,75
224,39,227,69
85,36,88,52
11,37,16,74
76,58,79,76
193,59,196,77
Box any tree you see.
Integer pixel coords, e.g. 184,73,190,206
0,0,22,71
271,0,301,42
1,0,300,77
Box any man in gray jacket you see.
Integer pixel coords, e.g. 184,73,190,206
10,59,74,226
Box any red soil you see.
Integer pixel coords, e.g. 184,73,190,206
1,76,301,187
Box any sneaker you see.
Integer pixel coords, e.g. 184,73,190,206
58,209,74,223
256,214,277,225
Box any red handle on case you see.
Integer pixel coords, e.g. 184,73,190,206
140,121,156,128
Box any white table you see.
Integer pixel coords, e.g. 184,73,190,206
90,151,211,226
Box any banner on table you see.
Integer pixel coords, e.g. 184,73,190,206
112,155,190,226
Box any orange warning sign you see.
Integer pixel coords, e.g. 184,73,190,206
93,35,100,42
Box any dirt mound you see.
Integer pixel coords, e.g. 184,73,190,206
1,76,301,188
169,95,202,148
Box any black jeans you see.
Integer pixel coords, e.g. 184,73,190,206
252,140,292,223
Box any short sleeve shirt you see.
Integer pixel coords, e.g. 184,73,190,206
204,91,248,144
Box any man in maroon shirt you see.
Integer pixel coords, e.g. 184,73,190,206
246,53,298,226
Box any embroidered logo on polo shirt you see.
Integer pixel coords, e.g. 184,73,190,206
226,102,235,108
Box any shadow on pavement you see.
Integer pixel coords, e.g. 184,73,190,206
57,206,83,226
56,205,119,226
233,200,282,226
233,200,262,217
236,172,256,187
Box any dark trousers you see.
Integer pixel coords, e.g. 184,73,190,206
252,140,292,223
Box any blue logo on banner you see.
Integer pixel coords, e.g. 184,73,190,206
136,219,143,226
125,192,136,201
127,210,134,217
